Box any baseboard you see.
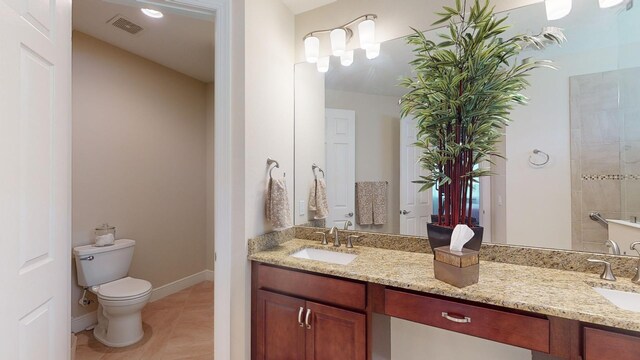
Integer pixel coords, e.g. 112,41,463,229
149,269,213,302
71,269,214,333
71,311,97,333
204,269,214,281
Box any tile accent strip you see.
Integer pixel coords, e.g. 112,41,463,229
582,174,640,181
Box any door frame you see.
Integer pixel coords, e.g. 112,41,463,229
200,1,234,359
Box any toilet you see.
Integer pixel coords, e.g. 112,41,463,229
74,239,152,347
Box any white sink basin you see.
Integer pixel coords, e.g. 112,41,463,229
593,287,640,312
290,248,357,265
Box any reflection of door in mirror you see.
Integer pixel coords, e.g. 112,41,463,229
325,108,356,229
399,117,431,236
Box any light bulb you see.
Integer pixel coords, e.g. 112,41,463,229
358,19,376,49
544,0,572,20
141,8,163,18
366,43,380,60
599,0,624,8
330,28,347,56
317,56,330,73
340,50,354,66
304,36,320,64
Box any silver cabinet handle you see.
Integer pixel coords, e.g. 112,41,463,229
346,212,354,218
400,210,412,215
79,256,94,261
305,309,312,329
297,307,304,327
441,312,471,324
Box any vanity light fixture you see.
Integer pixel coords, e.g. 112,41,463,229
317,56,330,73
544,0,628,21
366,43,381,60
330,28,347,56
358,18,376,49
303,14,378,71
599,0,624,7
141,8,163,18
544,0,572,20
340,50,354,66
304,36,320,63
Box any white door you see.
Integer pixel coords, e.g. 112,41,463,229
325,108,356,228
0,1,71,359
400,117,431,236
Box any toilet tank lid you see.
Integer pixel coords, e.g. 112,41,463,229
73,239,135,257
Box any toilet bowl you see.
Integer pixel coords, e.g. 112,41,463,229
91,277,152,347
73,239,152,348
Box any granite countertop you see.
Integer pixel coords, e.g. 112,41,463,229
249,238,640,332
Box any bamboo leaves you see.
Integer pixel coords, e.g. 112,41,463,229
400,0,563,227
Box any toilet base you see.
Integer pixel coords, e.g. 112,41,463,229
93,323,144,348
92,296,149,348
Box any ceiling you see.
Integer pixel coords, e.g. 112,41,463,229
281,0,337,15
73,0,215,82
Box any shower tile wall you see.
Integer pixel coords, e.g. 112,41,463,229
570,67,640,252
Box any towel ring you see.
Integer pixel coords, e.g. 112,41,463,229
312,163,325,179
529,149,550,167
267,158,285,179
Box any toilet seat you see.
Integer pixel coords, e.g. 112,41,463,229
93,277,152,301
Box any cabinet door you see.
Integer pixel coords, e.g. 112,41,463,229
256,290,306,360
305,301,366,360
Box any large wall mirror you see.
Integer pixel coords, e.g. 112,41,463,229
294,1,640,255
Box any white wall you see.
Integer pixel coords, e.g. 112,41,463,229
294,65,326,225
72,32,209,318
325,89,400,233
244,0,295,237
230,0,295,359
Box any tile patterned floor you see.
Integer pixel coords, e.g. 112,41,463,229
75,281,214,360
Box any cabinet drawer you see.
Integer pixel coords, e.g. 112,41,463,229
384,289,550,353
257,264,366,310
584,327,640,360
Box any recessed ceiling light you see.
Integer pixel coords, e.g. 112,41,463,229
141,8,163,18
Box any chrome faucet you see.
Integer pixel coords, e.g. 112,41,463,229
343,220,353,230
631,242,640,284
606,239,621,255
314,231,329,246
587,259,616,281
328,226,341,247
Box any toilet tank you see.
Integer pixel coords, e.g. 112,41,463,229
73,239,136,287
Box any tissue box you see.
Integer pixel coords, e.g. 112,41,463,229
433,246,479,288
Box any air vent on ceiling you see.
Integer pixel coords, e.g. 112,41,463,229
107,15,143,35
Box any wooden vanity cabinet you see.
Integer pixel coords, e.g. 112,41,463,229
384,288,551,353
253,263,367,360
583,327,640,360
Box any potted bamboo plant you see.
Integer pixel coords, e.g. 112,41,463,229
400,0,564,251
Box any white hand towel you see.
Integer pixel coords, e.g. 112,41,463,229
95,233,115,247
308,179,329,220
266,178,292,230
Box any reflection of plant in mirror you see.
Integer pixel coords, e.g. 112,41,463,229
400,0,565,228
